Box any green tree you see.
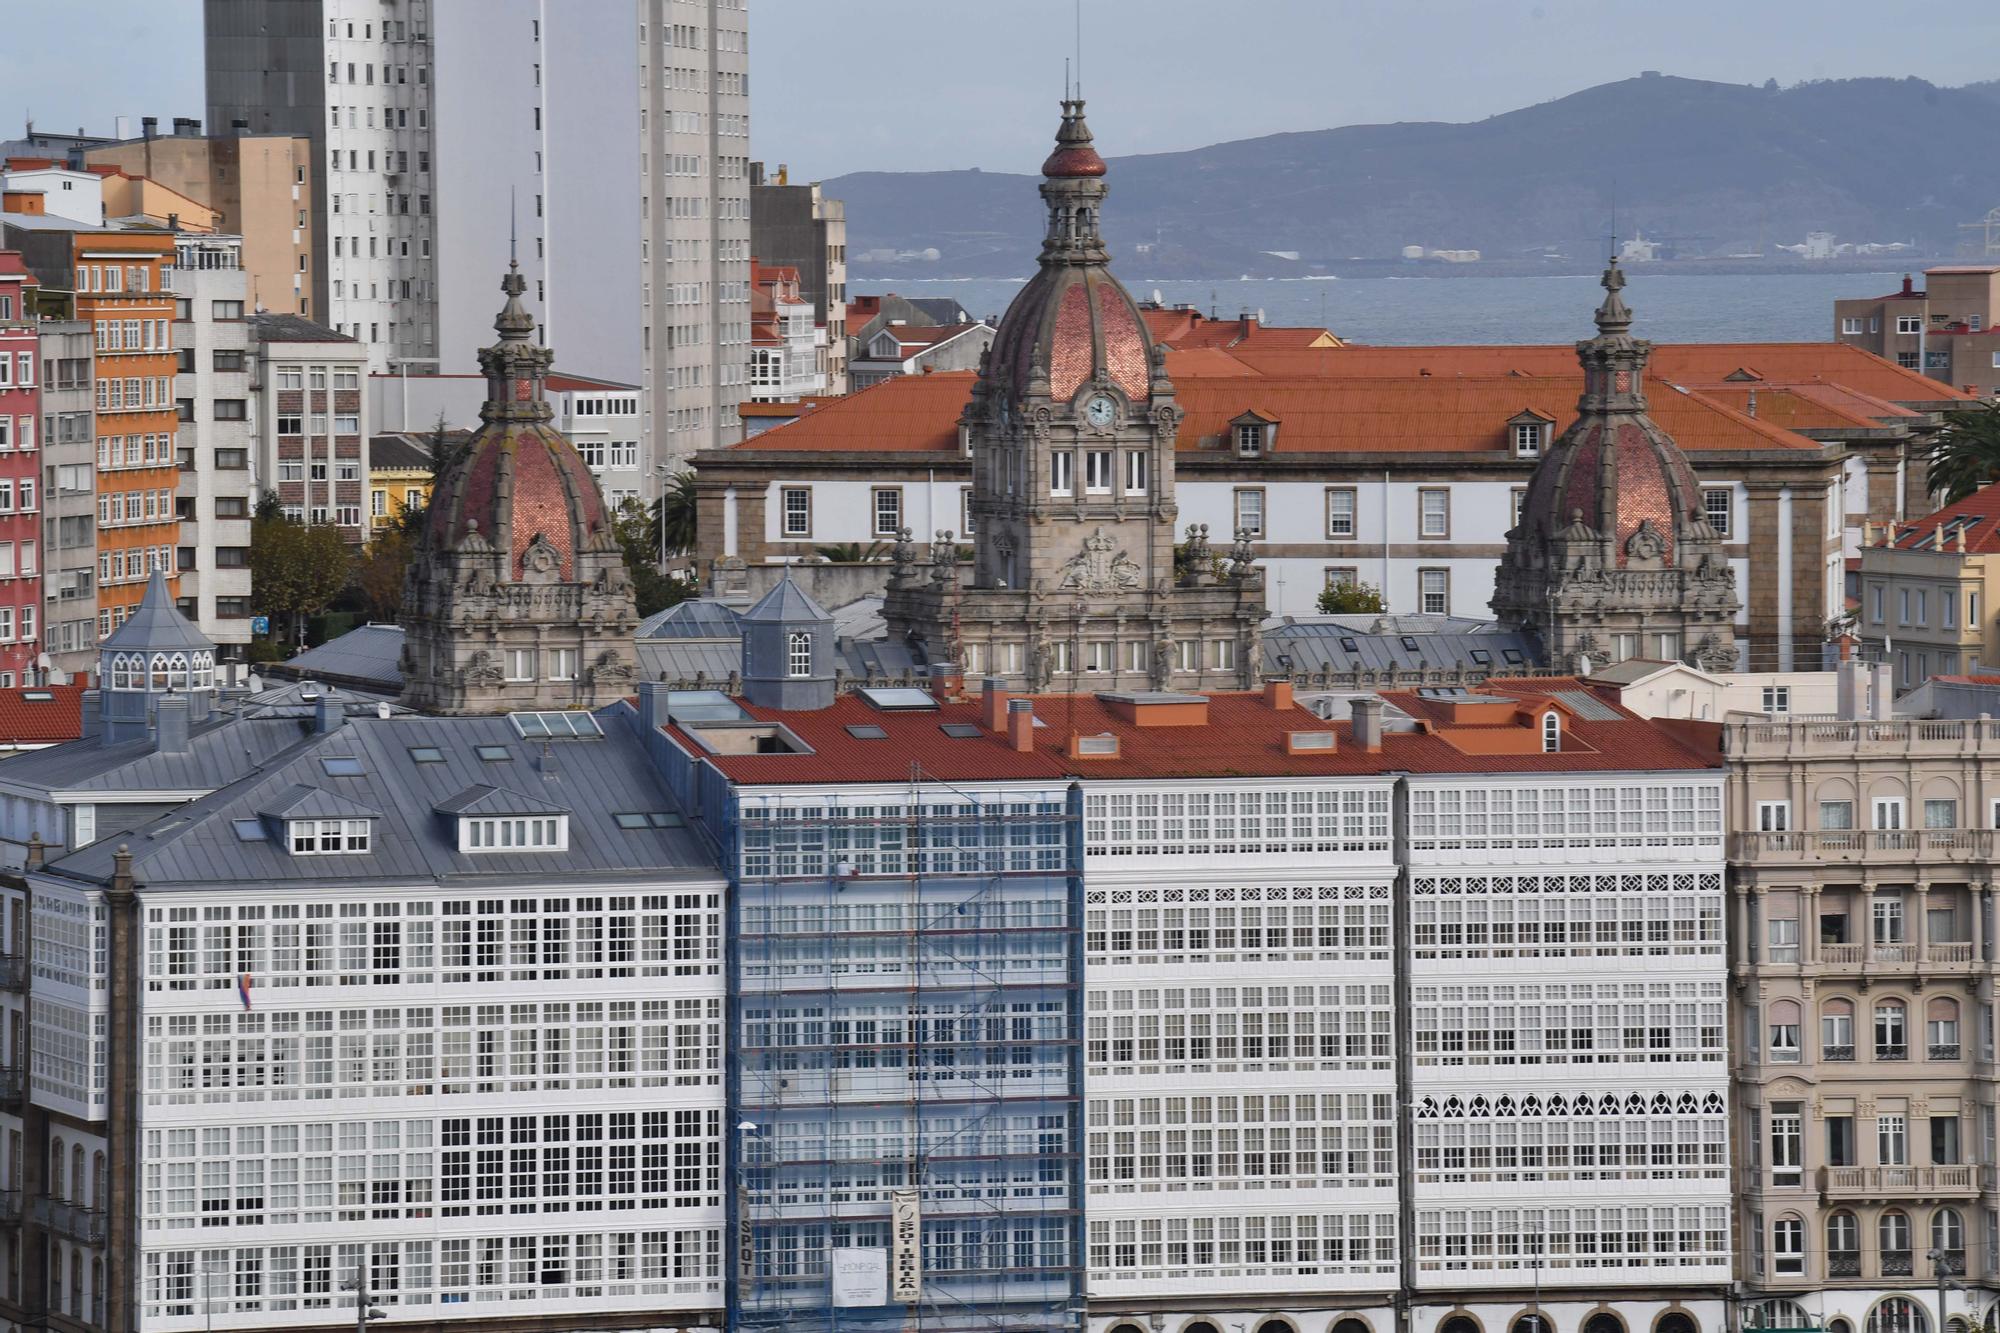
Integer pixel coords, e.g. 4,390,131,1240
651,470,699,562
353,527,415,622
811,542,887,563
1926,401,2000,505
1316,580,1388,615
250,492,354,648
613,496,694,617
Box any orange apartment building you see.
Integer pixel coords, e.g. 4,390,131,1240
73,229,180,632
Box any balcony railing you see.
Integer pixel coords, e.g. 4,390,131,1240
1800,940,1975,969
0,1066,20,1109
1883,1251,1914,1277
1727,717,2000,758
1819,1165,1977,1199
32,1196,105,1244
1931,1043,1964,1060
1828,1253,1862,1277
1822,1044,1855,1062
0,952,23,991
1732,828,1995,866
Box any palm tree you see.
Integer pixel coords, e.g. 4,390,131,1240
650,470,699,561
1926,402,2000,505
811,542,888,563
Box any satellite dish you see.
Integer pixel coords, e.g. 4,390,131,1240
1257,308,1267,323
1152,288,1164,305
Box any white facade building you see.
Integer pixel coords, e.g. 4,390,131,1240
170,235,254,654
1082,773,1401,1331
1403,765,1732,1333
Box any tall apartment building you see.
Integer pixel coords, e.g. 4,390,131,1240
1727,712,2000,1333
245,314,370,541
0,255,43,687
204,0,751,478
750,163,847,395
170,235,255,655
38,315,97,680
83,119,317,318
1835,268,2000,397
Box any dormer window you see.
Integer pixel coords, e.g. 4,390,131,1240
1508,412,1554,459
1231,410,1278,458
1541,711,1561,753
289,818,373,854
462,816,567,852
786,631,812,678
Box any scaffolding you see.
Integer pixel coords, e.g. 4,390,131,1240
726,771,1086,1332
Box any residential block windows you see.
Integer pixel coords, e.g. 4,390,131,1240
871,487,901,536
1232,488,1263,538
779,487,810,538
1418,568,1448,615
1703,489,1731,537
1418,489,1449,539
1326,487,1357,539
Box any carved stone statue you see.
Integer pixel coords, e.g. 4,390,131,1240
1624,519,1667,566
461,650,504,688
1058,527,1141,592
590,649,635,684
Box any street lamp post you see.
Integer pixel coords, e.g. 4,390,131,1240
1929,1246,1961,1333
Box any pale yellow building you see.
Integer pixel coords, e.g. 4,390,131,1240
84,126,316,316
1857,482,2000,690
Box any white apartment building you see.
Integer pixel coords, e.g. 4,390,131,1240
1082,768,1401,1332
206,0,752,485
170,235,254,655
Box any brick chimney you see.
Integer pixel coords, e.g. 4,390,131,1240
980,676,1010,732
1006,699,1035,752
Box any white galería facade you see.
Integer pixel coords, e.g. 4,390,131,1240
1082,774,1401,1330
1402,767,1732,1333
204,0,751,484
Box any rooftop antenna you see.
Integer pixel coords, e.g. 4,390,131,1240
1064,57,1070,103
1075,0,1083,97
509,187,518,266
1608,178,1619,261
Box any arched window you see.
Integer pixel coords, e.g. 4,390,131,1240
1933,1207,1966,1264
48,1248,60,1315
1768,999,1802,1062
48,1138,64,1199
67,1258,79,1324
1255,1321,1296,1333
1869,1298,1927,1333
69,1145,82,1207
1441,1318,1481,1333
1334,1321,1374,1333
1773,1216,1806,1274
1821,998,1856,1061
90,1258,102,1325
166,653,189,688
1107,1325,1146,1333
1874,999,1909,1060
1541,711,1560,752
1880,1210,1914,1267
1185,1324,1223,1333
92,1150,106,1213
1585,1315,1627,1333
149,654,171,690
786,631,812,679
1747,1303,1812,1331
1512,1318,1550,1333
193,652,214,690
1827,1211,1861,1274
1657,1315,1698,1333
1927,997,1962,1059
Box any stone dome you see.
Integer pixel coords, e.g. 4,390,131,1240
988,99,1154,405
423,262,611,579
1518,418,1706,567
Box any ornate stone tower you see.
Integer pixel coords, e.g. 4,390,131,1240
880,99,1264,692
398,260,639,714
1492,261,1740,671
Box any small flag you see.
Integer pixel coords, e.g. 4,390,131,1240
238,973,253,1010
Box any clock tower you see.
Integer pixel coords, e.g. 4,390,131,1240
881,100,1265,693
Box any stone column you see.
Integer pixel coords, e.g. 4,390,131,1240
1743,483,1788,672
1982,884,1996,964
1735,886,1755,970
1863,451,1903,526
1805,886,1821,965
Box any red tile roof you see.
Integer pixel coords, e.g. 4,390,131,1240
0,684,86,746
672,681,1717,787
1886,480,2000,553
1928,675,2000,686
1140,308,1338,350
724,373,972,453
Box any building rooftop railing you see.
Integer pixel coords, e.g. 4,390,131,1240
1725,717,2000,758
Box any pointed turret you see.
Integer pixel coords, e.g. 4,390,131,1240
1492,265,1740,672
98,569,218,744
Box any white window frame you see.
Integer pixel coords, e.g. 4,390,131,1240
1418,488,1449,539
780,486,811,538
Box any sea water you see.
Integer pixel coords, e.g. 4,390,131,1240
854,271,1911,346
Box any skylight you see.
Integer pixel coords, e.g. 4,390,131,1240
857,686,938,712
1339,637,1360,653
939,723,984,739
1470,650,1493,665
320,757,364,777
231,819,266,842
666,690,751,723
511,711,604,740
21,691,51,702
476,745,513,762
408,746,445,763
845,724,889,740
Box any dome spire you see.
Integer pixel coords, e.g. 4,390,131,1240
1593,256,1633,338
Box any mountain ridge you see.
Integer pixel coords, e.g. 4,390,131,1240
826,75,1999,278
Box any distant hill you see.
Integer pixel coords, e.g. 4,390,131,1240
827,75,2000,278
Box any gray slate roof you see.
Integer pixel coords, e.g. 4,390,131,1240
246,312,356,344
432,783,569,817
1263,616,1542,675
259,784,382,821
45,710,716,889
369,432,436,471
101,570,214,653
274,625,406,692
741,573,832,624
0,716,322,797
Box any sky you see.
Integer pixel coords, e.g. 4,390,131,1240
3,0,1996,178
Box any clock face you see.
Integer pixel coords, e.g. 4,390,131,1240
1083,395,1116,428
